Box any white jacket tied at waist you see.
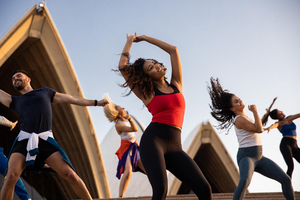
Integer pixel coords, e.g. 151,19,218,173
17,130,54,163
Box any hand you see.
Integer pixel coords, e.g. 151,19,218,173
248,105,257,113
134,35,146,43
10,120,18,131
127,32,137,43
264,127,270,133
124,115,131,121
97,99,109,107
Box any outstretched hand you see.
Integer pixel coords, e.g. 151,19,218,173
97,99,109,107
10,120,18,131
264,127,271,133
248,105,257,113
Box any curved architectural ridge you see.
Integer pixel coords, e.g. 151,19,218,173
0,4,110,199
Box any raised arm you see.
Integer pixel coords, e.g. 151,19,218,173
53,92,108,107
115,115,138,134
235,105,263,133
0,89,12,108
118,33,146,101
286,113,300,122
135,35,182,91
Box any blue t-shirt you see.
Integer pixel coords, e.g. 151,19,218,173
10,87,56,133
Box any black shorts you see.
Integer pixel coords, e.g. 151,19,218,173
11,138,59,164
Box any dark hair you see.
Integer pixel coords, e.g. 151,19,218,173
269,109,278,119
261,109,278,126
116,53,167,99
208,77,235,132
12,70,29,77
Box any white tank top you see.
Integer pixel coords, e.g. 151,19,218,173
116,121,136,140
234,115,262,148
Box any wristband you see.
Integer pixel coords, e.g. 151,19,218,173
94,100,98,106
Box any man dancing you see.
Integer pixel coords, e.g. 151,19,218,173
0,70,108,200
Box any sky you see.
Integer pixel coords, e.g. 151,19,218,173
1,0,300,194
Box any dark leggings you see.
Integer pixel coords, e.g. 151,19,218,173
280,137,300,178
140,122,212,200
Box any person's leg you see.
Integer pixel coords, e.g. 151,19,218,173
166,150,212,200
291,139,300,165
14,178,31,200
232,157,255,200
0,153,26,200
280,138,294,178
140,123,168,200
0,151,30,200
44,151,92,200
119,157,132,197
137,158,146,173
255,156,294,200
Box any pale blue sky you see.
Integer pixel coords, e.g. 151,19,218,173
1,0,300,193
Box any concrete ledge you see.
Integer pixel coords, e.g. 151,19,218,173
84,192,300,200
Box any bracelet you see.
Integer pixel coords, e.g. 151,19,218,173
94,100,98,106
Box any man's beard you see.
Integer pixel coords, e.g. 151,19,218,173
14,80,27,91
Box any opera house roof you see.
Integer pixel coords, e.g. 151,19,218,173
0,4,110,199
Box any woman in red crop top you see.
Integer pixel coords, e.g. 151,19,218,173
117,33,212,200
103,94,145,197
262,103,300,178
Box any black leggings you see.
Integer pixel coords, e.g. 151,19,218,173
140,122,212,200
280,137,300,178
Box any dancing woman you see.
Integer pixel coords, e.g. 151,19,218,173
116,33,212,200
0,116,31,200
207,77,294,200
263,103,300,178
103,94,145,197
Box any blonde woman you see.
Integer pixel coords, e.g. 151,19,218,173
103,94,145,197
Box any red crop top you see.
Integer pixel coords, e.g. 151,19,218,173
147,84,185,128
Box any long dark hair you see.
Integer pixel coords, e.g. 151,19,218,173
262,109,278,125
116,53,167,99
207,77,235,132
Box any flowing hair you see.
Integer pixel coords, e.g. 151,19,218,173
207,77,235,132
115,53,167,99
261,97,278,126
103,93,120,122
262,109,278,126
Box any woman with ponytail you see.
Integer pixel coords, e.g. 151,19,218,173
263,101,300,179
103,94,145,197
208,77,294,200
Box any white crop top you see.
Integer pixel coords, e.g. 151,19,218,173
234,115,262,148
116,121,136,140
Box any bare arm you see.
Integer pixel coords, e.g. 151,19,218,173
53,92,108,107
118,33,147,101
235,105,263,133
0,116,18,130
115,116,138,134
0,89,12,108
264,122,279,133
286,113,300,122
136,35,182,92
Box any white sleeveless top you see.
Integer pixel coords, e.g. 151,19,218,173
116,121,136,140
234,115,262,148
